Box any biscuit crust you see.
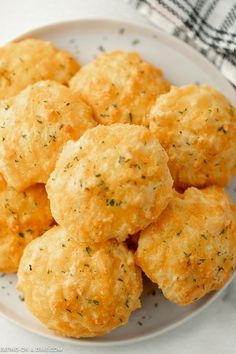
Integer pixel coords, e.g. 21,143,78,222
148,84,236,188
0,181,53,272
70,51,170,125
17,226,143,338
136,186,236,305
46,124,173,243
0,80,96,191
0,39,79,99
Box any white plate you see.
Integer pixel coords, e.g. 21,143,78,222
0,19,236,347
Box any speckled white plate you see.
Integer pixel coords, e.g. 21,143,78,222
0,19,236,347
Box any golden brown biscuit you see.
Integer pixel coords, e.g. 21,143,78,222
46,124,173,243
0,181,54,272
136,186,236,305
70,50,170,125
17,226,143,338
0,38,79,99
0,80,96,191
148,84,236,188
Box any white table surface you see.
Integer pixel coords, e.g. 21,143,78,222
0,0,236,353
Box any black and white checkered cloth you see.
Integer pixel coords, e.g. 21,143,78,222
128,0,236,87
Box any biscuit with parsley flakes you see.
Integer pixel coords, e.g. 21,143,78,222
0,80,96,191
0,38,79,99
17,226,143,338
70,50,170,126
148,84,236,188
0,180,53,272
136,186,236,305
46,124,173,243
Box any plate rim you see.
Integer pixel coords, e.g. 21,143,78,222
1,17,235,347
1,272,235,347
8,18,236,101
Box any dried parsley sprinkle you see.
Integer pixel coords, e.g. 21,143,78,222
26,229,33,234
106,199,122,207
197,258,206,264
18,232,24,238
132,39,140,46
108,199,115,206
95,174,101,177
218,126,227,133
179,108,187,114
118,156,126,163
98,45,105,52
86,246,92,255
93,300,99,305
220,228,226,235
176,231,182,236
64,162,72,172
125,300,129,308
4,104,10,111
119,28,125,34
19,295,24,302
37,119,43,124
201,234,208,240
184,252,192,257
129,112,133,122
29,264,32,271
49,134,57,142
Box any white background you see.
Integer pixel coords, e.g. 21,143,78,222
0,1,236,353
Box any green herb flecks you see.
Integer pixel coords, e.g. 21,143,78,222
106,199,122,207
86,246,92,256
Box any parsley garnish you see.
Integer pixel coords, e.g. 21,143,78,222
86,246,92,255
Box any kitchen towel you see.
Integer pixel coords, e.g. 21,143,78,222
127,0,236,87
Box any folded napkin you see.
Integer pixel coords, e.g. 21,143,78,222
127,0,236,87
